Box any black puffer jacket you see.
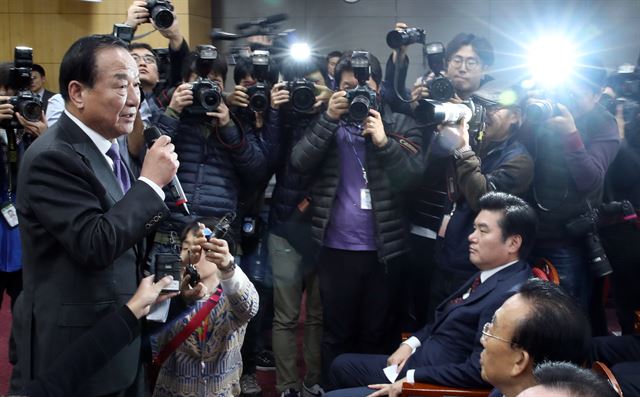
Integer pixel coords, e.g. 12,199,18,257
164,110,267,226
290,106,423,262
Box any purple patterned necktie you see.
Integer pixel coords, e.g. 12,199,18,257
106,143,131,193
449,275,482,306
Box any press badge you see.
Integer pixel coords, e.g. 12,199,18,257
1,203,19,228
360,188,372,210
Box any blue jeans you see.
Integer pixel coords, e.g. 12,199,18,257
533,242,592,310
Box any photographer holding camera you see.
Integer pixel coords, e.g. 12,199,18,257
383,26,496,326
256,53,329,397
0,55,47,314
290,50,423,389
147,45,266,281
524,57,620,316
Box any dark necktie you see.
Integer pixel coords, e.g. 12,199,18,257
106,142,131,194
449,275,482,306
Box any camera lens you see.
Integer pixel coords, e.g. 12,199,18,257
291,86,315,112
429,77,455,102
525,100,555,124
18,100,42,122
249,91,269,113
151,7,174,29
349,95,371,121
199,88,221,111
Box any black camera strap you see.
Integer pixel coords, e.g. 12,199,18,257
2,127,19,195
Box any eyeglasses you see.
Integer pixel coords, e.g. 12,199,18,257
482,322,514,345
131,54,157,65
450,55,482,71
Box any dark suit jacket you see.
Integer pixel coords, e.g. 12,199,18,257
40,89,56,114
405,260,531,387
11,112,169,396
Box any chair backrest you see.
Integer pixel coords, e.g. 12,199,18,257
533,258,560,285
592,361,624,397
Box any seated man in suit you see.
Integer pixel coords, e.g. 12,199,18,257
481,279,590,397
326,191,536,396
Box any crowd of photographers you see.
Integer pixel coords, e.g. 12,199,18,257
1,1,640,396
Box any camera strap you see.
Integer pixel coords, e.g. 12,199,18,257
151,287,223,378
2,127,18,194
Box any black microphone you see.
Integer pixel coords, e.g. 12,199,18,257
143,126,190,216
236,13,288,30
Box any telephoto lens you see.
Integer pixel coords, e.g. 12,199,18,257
146,0,174,29
414,99,471,125
386,27,426,49
287,80,316,113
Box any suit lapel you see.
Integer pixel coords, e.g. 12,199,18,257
60,113,124,204
431,261,526,332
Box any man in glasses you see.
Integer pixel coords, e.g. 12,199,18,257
324,192,535,396
480,279,590,397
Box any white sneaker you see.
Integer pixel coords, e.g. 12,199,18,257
302,383,325,397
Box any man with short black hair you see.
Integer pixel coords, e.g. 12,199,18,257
480,279,590,397
516,362,618,397
30,64,56,113
325,192,535,396
326,50,342,90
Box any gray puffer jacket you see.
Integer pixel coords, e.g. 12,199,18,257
290,105,423,262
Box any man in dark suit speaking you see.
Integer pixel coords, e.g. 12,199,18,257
325,192,536,396
9,34,179,397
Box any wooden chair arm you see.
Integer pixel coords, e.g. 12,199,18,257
401,382,492,397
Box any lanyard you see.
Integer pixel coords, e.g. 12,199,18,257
342,122,368,186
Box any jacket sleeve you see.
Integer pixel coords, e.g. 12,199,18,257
258,109,284,175
411,305,494,387
22,148,169,270
382,53,414,116
168,38,190,88
563,119,620,194
455,150,534,211
218,123,268,185
373,116,424,192
221,267,260,328
290,113,339,173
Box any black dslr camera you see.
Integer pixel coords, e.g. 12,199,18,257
424,42,455,102
246,50,271,112
285,79,316,113
146,0,174,29
386,27,426,49
345,51,378,122
182,45,223,119
1,47,43,130
565,206,612,278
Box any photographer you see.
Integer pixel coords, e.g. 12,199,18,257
431,80,533,309
290,50,423,389
384,26,496,326
124,0,189,93
260,54,329,397
0,60,46,313
525,57,620,315
598,71,640,335
147,48,266,281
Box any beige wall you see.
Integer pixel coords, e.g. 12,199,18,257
0,0,212,92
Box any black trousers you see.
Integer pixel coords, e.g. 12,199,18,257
591,335,640,396
0,269,22,312
407,235,437,329
317,248,392,389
